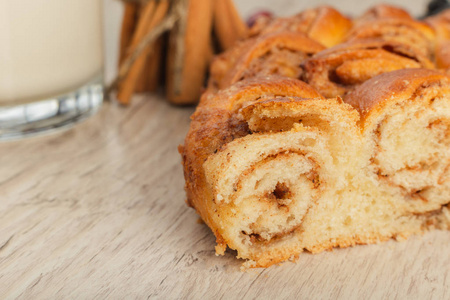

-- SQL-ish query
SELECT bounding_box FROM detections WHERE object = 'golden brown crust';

[301,38,434,98]
[425,9,450,68]
[239,96,358,132]
[202,75,324,110]
[181,76,324,235]
[181,106,247,222]
[181,5,450,268]
[345,18,436,59]
[355,4,413,25]
[425,9,450,41]
[345,68,450,216]
[435,41,450,69]
[344,68,450,121]
[248,6,353,48]
[210,31,325,90]
[314,37,434,67]
[302,6,353,47]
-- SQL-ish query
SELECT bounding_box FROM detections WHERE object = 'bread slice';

[180,69,450,268]
[345,68,450,214]
[180,5,450,268]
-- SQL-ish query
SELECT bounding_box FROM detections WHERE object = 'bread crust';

[346,18,436,59]
[301,38,434,98]
[181,5,450,268]
[344,68,450,122]
[181,76,326,246]
[425,9,450,68]
[356,4,413,25]
[210,31,324,90]
[248,6,352,48]
[345,69,450,214]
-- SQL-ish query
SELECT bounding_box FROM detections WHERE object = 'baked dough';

[180,6,450,267]
[209,31,324,90]
[426,10,450,68]
[301,38,434,98]
[248,6,352,48]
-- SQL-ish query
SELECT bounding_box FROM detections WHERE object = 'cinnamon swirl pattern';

[346,17,436,59]
[181,5,450,267]
[301,38,434,98]
[345,69,450,214]
[209,31,324,90]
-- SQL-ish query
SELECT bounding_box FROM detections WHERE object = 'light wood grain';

[0,95,448,299]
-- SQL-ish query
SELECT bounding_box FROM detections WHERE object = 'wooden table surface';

[0,95,449,299]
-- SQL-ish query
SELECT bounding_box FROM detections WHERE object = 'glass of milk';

[0,0,104,140]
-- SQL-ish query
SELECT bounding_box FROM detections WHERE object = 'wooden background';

[1,0,449,298]
[0,96,448,299]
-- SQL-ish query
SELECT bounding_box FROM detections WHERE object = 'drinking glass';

[0,0,104,140]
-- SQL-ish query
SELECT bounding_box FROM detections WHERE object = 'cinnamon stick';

[134,3,155,93]
[166,0,214,104]
[117,0,169,105]
[134,55,151,92]
[133,4,151,93]
[145,36,164,91]
[119,3,139,65]
[136,35,164,92]
[213,0,247,51]
[225,0,248,43]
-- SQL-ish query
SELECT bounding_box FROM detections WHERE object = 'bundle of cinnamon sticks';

[116,0,247,105]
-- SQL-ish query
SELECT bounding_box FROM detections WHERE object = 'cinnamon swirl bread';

[248,6,352,48]
[345,69,450,214]
[426,9,450,68]
[209,31,324,90]
[345,17,436,59]
[180,5,450,267]
[355,4,413,23]
[301,38,434,98]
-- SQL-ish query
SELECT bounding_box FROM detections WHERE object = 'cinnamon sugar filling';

[239,47,310,81]
[371,99,450,210]
[234,152,321,245]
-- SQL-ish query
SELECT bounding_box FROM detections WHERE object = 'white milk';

[0,0,104,104]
